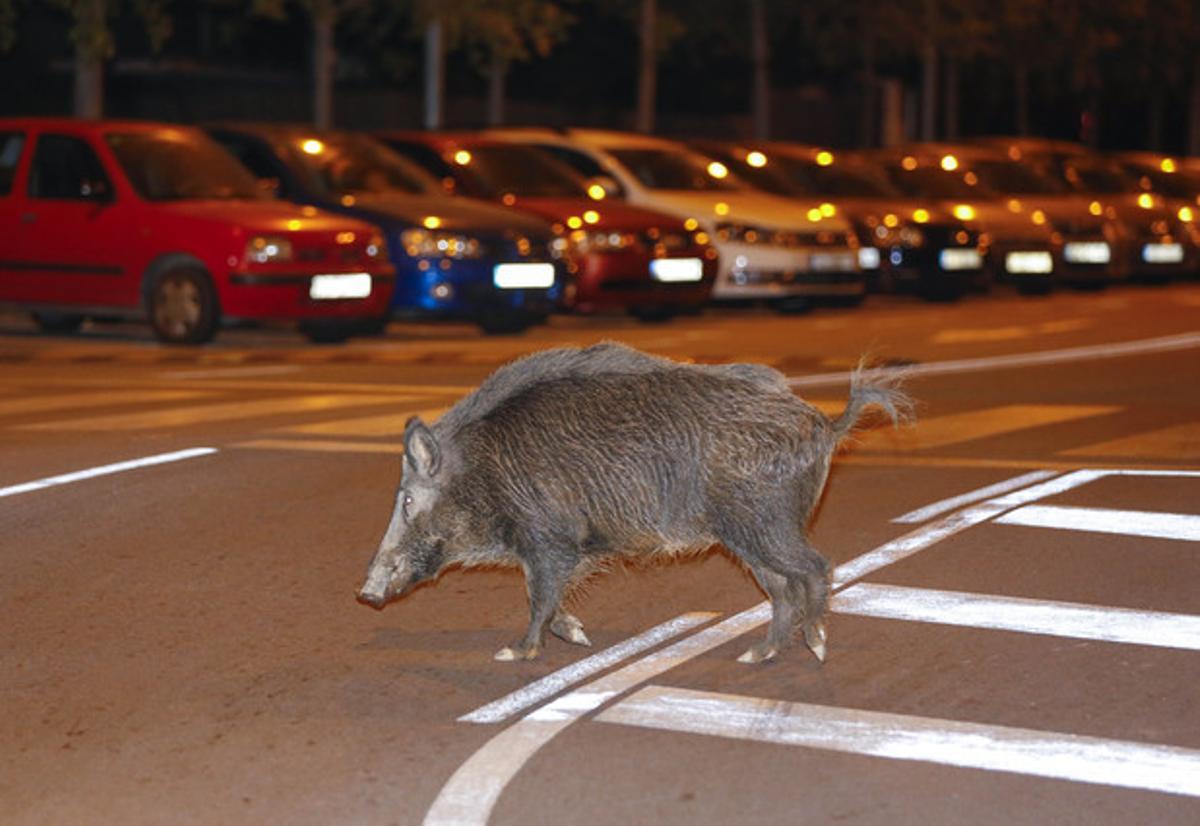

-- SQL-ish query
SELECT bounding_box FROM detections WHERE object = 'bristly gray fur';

[361,343,913,665]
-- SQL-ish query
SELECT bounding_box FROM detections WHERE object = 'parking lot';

[2,284,1198,824]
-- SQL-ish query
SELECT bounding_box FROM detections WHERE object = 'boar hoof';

[494,645,540,662]
[737,644,778,664]
[550,613,592,647]
[804,623,828,663]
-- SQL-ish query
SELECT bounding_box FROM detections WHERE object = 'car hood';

[509,197,688,231]
[931,200,1056,241]
[345,192,553,236]
[157,199,375,234]
[628,190,851,233]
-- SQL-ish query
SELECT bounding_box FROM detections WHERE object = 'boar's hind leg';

[737,564,797,664]
[550,609,592,647]
[494,555,575,662]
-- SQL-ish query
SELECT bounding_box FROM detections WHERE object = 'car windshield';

[451,144,588,198]
[608,147,740,191]
[799,160,900,198]
[1121,163,1200,200]
[106,130,264,201]
[885,163,988,200]
[282,133,437,197]
[703,150,798,196]
[1061,156,1136,195]
[968,159,1067,195]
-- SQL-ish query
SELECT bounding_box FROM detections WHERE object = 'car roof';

[0,117,204,134]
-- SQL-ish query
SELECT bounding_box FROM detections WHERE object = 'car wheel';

[629,305,678,323]
[147,266,220,345]
[31,312,85,333]
[478,310,532,335]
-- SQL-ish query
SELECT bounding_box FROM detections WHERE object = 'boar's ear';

[404,416,442,478]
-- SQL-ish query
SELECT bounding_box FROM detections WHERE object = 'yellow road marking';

[234,438,405,454]
[858,404,1120,451]
[19,394,406,431]
[276,406,449,436]
[0,389,211,417]
[933,319,1091,344]
[1060,422,1200,460]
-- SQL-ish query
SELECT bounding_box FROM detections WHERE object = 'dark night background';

[1,1,1197,152]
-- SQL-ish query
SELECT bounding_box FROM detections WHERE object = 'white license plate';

[494,263,555,289]
[939,248,982,270]
[650,257,703,282]
[309,273,372,300]
[809,252,857,272]
[1064,241,1111,264]
[1142,243,1184,264]
[1005,251,1053,274]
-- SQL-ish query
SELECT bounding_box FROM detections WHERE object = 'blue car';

[207,124,566,334]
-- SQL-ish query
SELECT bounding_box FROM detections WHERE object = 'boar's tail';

[830,363,914,440]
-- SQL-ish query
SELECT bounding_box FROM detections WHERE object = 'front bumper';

[712,241,863,300]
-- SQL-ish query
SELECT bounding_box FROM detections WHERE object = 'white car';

[485,128,864,308]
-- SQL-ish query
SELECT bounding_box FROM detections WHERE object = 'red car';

[376,131,716,321]
[0,118,394,344]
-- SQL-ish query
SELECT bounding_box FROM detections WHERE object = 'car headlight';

[567,229,634,254]
[715,222,772,244]
[401,228,483,259]
[246,236,294,264]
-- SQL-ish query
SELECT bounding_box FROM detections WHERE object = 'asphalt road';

[3,283,1199,825]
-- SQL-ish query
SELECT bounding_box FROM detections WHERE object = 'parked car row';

[2,116,1197,344]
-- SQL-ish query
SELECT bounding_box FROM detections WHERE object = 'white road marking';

[833,469,1109,588]
[997,504,1200,542]
[786,330,1200,388]
[834,583,1200,651]
[423,603,771,826]
[892,470,1060,524]
[459,612,718,724]
[158,365,303,380]
[0,447,217,499]
[597,686,1200,799]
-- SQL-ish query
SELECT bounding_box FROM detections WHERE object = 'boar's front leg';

[549,609,591,647]
[495,553,576,662]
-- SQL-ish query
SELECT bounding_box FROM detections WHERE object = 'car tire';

[31,312,85,333]
[146,265,220,345]
[478,310,532,335]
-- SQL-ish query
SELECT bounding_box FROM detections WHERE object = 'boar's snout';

[356,587,388,610]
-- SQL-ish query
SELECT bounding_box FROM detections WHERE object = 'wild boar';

[357,342,910,664]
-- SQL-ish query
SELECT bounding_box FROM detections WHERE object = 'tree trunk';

[1014,60,1030,136]
[424,18,444,130]
[73,0,105,118]
[920,0,937,141]
[943,56,958,140]
[859,31,877,147]
[750,0,769,139]
[636,0,656,133]
[487,52,507,127]
[312,11,335,129]
[1190,55,1200,155]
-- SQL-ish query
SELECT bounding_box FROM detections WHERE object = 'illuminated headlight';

[1142,242,1184,263]
[858,247,881,269]
[649,257,703,282]
[569,230,633,254]
[401,228,483,259]
[365,232,388,261]
[1005,251,1054,274]
[715,222,771,244]
[1063,241,1112,264]
[246,236,294,264]
[939,248,983,270]
[309,273,372,300]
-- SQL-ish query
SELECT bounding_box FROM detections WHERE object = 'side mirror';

[585,175,621,199]
[81,178,113,203]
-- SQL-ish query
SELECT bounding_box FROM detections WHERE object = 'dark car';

[376,131,716,321]
[207,124,567,334]
[0,118,394,344]
[691,140,985,300]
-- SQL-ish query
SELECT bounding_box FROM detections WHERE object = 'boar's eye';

[401,492,414,521]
